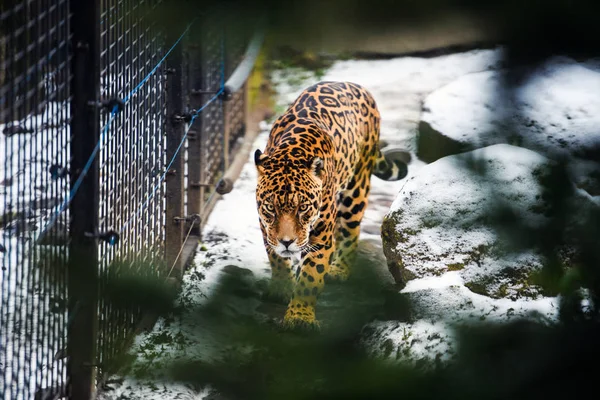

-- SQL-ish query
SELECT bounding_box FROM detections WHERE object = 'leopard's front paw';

[282,307,320,331]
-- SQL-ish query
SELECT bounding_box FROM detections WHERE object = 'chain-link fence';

[0,1,258,398]
[0,0,72,398]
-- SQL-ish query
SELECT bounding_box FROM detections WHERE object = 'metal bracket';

[190,89,218,96]
[84,229,120,246]
[173,214,201,224]
[49,164,69,180]
[171,112,193,123]
[88,98,125,113]
[75,41,89,51]
[151,167,162,178]
[220,86,233,101]
[187,131,198,140]
[189,181,213,188]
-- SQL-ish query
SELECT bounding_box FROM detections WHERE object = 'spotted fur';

[255,81,407,328]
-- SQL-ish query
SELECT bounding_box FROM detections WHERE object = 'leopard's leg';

[327,167,372,282]
[283,241,335,329]
[261,224,294,303]
[264,251,295,303]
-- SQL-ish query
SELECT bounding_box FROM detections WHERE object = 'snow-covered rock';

[362,277,557,366]
[383,144,568,298]
[418,57,600,168]
[370,144,578,365]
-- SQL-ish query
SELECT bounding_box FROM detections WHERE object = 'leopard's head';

[254,148,325,259]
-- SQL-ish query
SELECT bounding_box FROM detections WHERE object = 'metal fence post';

[165,35,185,277]
[69,0,101,398]
[186,34,204,236]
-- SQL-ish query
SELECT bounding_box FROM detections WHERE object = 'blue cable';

[119,88,224,235]
[123,22,194,103]
[36,22,195,242]
[120,30,227,237]
[37,106,119,240]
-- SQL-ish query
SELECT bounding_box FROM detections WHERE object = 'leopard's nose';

[280,239,294,248]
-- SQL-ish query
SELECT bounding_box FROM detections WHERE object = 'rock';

[221,264,254,278]
[362,280,556,366]
[382,144,587,299]
[418,57,600,164]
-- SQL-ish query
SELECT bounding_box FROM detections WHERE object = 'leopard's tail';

[373,146,409,181]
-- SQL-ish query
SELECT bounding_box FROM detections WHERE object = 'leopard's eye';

[264,203,275,213]
[298,203,310,212]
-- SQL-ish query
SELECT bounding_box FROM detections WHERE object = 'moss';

[421,217,437,229]
[465,244,489,268]
[466,275,513,299]
[499,266,542,299]
[465,280,491,296]
[380,338,394,358]
[495,283,509,298]
[466,265,548,300]
[381,214,419,246]
[424,267,444,277]
[447,263,465,271]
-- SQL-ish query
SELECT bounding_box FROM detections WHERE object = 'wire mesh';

[224,25,247,160]
[96,0,167,375]
[198,20,225,209]
[0,1,71,399]
[183,13,249,228]
[226,88,246,160]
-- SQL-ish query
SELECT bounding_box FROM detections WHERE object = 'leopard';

[254,81,407,329]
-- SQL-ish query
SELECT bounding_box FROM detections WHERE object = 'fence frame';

[186,38,205,238]
[68,0,102,398]
[1,3,263,398]
[165,32,186,278]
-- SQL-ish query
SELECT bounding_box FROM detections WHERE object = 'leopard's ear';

[310,156,324,179]
[254,149,268,175]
